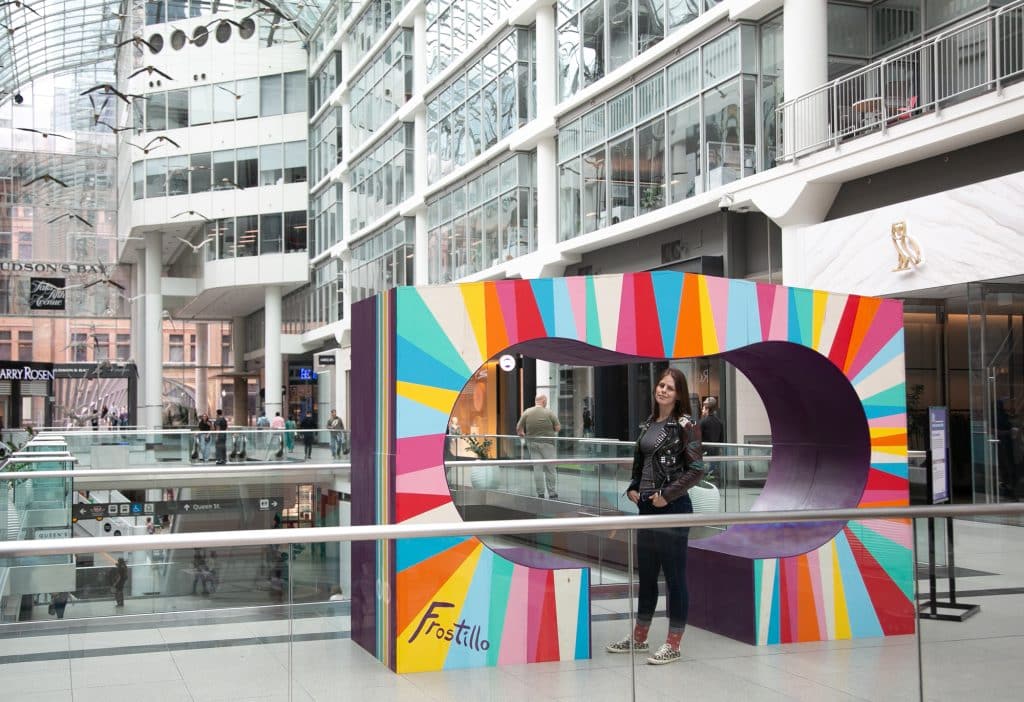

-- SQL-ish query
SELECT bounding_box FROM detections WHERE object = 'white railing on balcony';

[776,0,1024,161]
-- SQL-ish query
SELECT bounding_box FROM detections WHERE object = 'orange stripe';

[483,282,509,359]
[673,274,703,357]
[395,538,481,634]
[872,433,908,446]
[795,556,820,641]
[843,296,882,373]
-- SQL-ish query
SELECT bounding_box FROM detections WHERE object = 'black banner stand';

[917,516,980,621]
[916,444,979,621]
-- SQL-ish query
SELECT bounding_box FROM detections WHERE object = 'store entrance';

[968,283,1024,503]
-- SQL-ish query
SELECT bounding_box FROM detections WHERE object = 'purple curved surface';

[510,338,871,561]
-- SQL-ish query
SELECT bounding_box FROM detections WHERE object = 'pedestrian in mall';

[284,412,296,454]
[299,411,316,460]
[606,367,705,665]
[112,557,129,608]
[327,409,346,459]
[214,409,228,464]
[196,413,212,462]
[270,411,286,458]
[699,396,724,457]
[49,591,73,619]
[516,394,561,499]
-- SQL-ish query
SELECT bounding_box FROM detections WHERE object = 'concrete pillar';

[143,232,163,430]
[535,136,558,253]
[535,2,556,123]
[132,259,146,422]
[195,322,208,415]
[413,8,427,94]
[264,285,283,419]
[782,0,829,154]
[232,316,248,425]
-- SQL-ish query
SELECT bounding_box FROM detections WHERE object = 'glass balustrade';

[1,507,1022,700]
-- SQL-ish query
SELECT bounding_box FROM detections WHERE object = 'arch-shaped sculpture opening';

[451,337,870,562]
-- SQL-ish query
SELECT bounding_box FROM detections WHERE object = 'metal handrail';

[2,502,1022,558]
[777,0,1024,160]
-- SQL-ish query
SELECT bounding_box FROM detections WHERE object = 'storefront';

[786,169,1024,503]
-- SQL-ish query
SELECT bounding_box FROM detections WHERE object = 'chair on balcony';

[890,95,919,123]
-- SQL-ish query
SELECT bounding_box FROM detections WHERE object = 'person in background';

[214,409,228,465]
[517,394,561,500]
[112,557,129,607]
[299,411,316,460]
[606,367,705,665]
[270,411,286,458]
[284,412,296,454]
[196,413,212,462]
[327,409,346,459]
[50,591,73,619]
[699,396,724,457]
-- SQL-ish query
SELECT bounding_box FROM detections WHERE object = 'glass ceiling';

[0,0,331,98]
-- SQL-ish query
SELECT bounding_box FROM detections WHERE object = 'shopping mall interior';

[2,0,1024,699]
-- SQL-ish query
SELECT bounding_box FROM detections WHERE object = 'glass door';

[968,283,1024,503]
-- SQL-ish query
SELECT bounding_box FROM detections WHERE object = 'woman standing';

[606,367,705,665]
[284,413,296,453]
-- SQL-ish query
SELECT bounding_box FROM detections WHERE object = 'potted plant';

[465,436,498,489]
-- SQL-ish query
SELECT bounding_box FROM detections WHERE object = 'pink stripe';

[768,287,789,341]
[495,280,519,346]
[395,434,445,476]
[861,519,913,550]
[567,276,588,340]
[526,568,548,661]
[396,463,450,496]
[847,299,903,379]
[498,566,530,665]
[862,489,909,504]
[756,283,775,341]
[615,274,638,355]
[783,558,799,641]
[705,275,730,350]
[869,413,907,428]
[804,550,827,639]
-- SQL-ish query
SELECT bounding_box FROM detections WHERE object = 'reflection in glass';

[582,1,605,86]
[260,74,283,116]
[582,145,606,233]
[608,0,633,74]
[167,90,189,129]
[260,144,283,185]
[667,99,700,201]
[147,92,167,131]
[190,153,211,193]
[667,0,699,30]
[284,211,307,252]
[637,118,665,214]
[236,215,258,257]
[261,214,283,254]
[167,156,188,196]
[213,150,235,189]
[559,158,581,241]
[190,85,212,125]
[146,158,167,198]
[608,136,634,224]
[704,78,740,189]
[236,147,258,189]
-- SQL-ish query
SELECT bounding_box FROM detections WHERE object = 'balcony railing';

[776,0,1024,161]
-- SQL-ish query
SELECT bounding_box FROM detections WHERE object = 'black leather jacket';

[628,415,706,504]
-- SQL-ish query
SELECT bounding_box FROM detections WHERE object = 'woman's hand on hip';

[651,492,668,508]
[627,489,640,505]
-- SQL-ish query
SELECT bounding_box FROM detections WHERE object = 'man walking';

[214,409,228,464]
[700,396,724,457]
[327,410,346,459]
[270,411,286,458]
[517,394,561,499]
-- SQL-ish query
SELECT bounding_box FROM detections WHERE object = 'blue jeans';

[330,432,345,457]
[636,494,692,629]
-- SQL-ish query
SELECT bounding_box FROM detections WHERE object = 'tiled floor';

[1,517,1022,701]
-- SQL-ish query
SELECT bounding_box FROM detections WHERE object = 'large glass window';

[167,155,188,195]
[147,92,167,131]
[667,98,700,201]
[167,90,189,129]
[236,147,258,189]
[261,144,283,185]
[284,141,307,183]
[347,0,409,59]
[426,0,515,80]
[190,152,211,193]
[133,162,145,200]
[637,117,665,215]
[350,124,413,233]
[236,78,259,119]
[284,71,307,114]
[349,30,413,151]
[213,83,236,122]
[213,150,234,189]
[261,74,283,116]
[190,85,213,125]
[146,158,167,198]
[261,213,283,253]
[284,211,308,252]
[349,217,415,302]
[236,216,257,257]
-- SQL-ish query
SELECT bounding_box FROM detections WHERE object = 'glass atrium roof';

[0,0,330,97]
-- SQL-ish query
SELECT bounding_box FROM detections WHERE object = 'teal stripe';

[486,558,515,666]
[575,569,590,658]
[396,537,471,572]
[788,287,814,346]
[585,276,602,347]
[530,278,556,336]
[846,522,914,603]
[650,271,683,356]
[395,287,472,380]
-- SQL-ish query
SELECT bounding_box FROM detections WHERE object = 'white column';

[413,8,428,94]
[413,103,430,284]
[143,232,163,430]
[195,322,208,415]
[535,2,557,123]
[132,259,146,422]
[536,136,558,253]
[783,0,829,153]
[264,285,283,419]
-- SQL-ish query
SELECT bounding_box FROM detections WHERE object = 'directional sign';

[74,499,282,518]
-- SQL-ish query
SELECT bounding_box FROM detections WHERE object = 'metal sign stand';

[917,515,980,621]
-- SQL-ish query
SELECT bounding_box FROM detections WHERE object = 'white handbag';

[688,480,721,514]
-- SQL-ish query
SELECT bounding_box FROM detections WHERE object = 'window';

[18,330,33,360]
[236,147,258,188]
[190,85,213,125]
[284,211,307,252]
[167,156,188,195]
[71,332,88,362]
[189,334,197,363]
[167,89,189,128]
[284,71,306,114]
[261,213,283,253]
[236,215,258,257]
[213,150,235,189]
[217,218,239,258]
[16,232,31,260]
[0,330,10,361]
[236,78,258,119]
[146,158,167,198]
[116,333,131,361]
[147,92,167,131]
[221,333,232,367]
[284,141,306,183]
[169,334,184,363]
[92,333,109,362]
[190,152,211,193]
[260,74,283,116]
[213,83,236,122]
[349,218,415,302]
[260,143,283,185]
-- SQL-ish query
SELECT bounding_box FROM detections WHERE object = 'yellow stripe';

[397,380,460,415]
[460,282,489,364]
[870,428,907,439]
[831,540,852,639]
[698,276,718,354]
[872,444,908,456]
[812,290,828,350]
